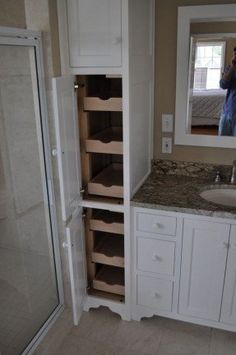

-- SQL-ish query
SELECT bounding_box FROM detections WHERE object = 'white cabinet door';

[66,0,122,67]
[221,225,236,325]
[179,219,230,321]
[65,208,87,325]
[52,76,82,222]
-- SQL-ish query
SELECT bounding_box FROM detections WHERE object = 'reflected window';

[193,42,225,90]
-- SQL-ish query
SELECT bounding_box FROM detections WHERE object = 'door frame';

[0,26,64,355]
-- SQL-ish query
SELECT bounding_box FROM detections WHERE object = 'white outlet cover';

[162,114,173,133]
[162,137,172,154]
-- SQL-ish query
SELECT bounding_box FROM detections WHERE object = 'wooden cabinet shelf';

[83,97,122,112]
[93,265,125,296]
[90,210,124,235]
[85,127,123,155]
[92,234,124,268]
[88,163,123,198]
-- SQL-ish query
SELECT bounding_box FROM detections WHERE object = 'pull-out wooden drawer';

[90,210,124,235]
[83,97,122,112]
[137,275,173,311]
[136,212,177,236]
[137,237,175,276]
[85,127,123,155]
[92,234,124,268]
[93,265,125,296]
[88,163,123,198]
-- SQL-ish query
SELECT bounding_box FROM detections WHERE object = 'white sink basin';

[200,188,236,207]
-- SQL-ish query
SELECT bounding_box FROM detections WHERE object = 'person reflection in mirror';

[219,47,236,136]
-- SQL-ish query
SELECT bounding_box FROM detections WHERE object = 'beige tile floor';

[34,307,236,355]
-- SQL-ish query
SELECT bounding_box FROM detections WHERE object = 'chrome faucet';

[230,160,236,184]
[214,171,221,183]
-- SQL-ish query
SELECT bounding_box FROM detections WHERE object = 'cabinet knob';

[154,222,163,229]
[62,241,69,249]
[52,148,57,156]
[152,292,161,299]
[112,37,122,45]
[230,243,236,250]
[152,254,162,262]
[219,242,230,249]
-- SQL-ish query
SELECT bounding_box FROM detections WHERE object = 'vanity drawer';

[137,237,175,276]
[136,212,177,236]
[137,275,173,311]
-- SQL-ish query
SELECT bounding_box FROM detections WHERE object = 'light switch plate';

[162,137,172,154]
[162,114,173,132]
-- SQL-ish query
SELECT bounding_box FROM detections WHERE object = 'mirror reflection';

[188,31,236,137]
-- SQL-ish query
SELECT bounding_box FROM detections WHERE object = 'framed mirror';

[175,4,236,148]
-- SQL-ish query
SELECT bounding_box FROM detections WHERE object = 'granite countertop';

[131,160,236,219]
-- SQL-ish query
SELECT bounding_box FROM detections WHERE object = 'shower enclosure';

[0,28,63,354]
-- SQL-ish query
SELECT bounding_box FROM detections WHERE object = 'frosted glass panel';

[0,45,59,355]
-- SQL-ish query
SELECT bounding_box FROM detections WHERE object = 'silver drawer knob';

[62,241,69,249]
[230,243,236,250]
[154,222,163,229]
[52,148,57,156]
[152,254,162,262]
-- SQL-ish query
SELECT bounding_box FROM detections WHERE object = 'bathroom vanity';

[54,0,236,334]
[131,161,236,332]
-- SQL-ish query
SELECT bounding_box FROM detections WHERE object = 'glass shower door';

[0,39,62,354]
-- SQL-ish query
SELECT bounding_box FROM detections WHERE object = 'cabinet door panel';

[179,219,229,321]
[221,225,236,325]
[67,0,122,67]
[66,208,87,325]
[52,76,81,221]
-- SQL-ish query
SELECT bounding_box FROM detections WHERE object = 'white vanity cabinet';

[132,206,236,332]
[132,207,183,321]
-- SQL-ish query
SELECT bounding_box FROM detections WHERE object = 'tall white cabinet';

[53,0,155,323]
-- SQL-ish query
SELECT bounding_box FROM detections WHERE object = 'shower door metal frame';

[0,27,64,355]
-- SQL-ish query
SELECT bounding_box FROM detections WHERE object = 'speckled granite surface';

[132,160,236,219]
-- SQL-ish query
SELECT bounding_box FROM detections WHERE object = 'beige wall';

[0,0,61,76]
[0,0,26,28]
[155,0,236,164]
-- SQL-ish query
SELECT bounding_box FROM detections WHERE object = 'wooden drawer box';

[88,163,123,198]
[85,127,123,155]
[90,210,124,235]
[83,97,122,112]
[137,237,175,276]
[93,265,125,296]
[137,275,173,311]
[136,212,177,236]
[92,234,124,268]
